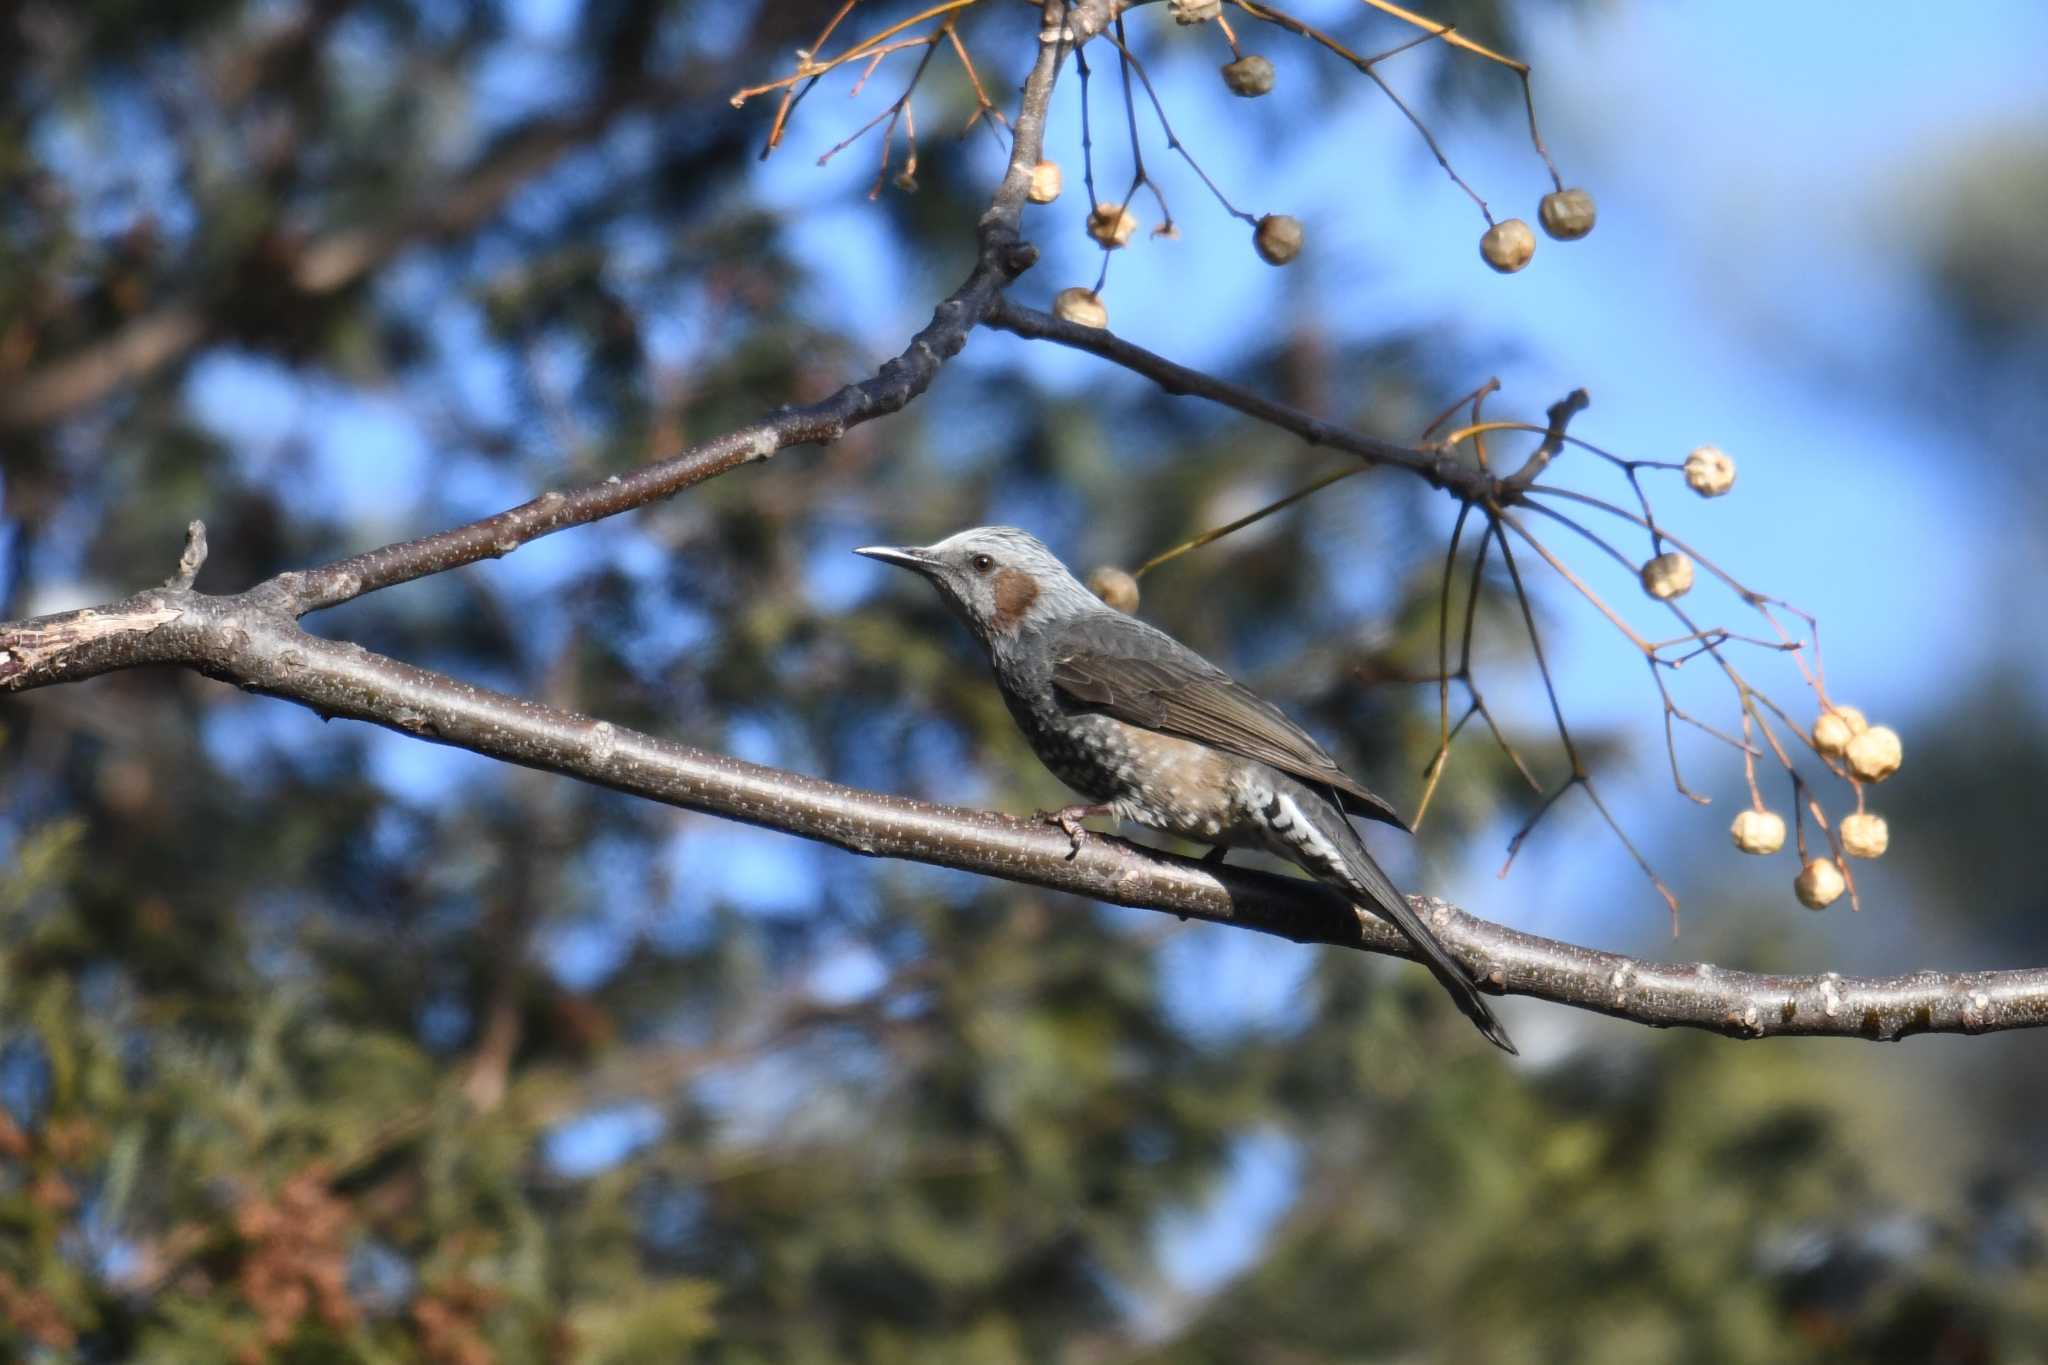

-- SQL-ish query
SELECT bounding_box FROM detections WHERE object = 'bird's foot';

[1036,803,1112,859]
[1201,845,1231,867]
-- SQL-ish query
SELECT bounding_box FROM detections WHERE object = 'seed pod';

[1253,213,1303,265]
[1221,54,1275,97]
[1812,706,1867,757]
[1846,725,1902,782]
[1087,566,1141,614]
[1640,551,1694,600]
[1087,201,1138,249]
[1731,808,1786,855]
[1480,218,1536,273]
[1052,287,1107,329]
[1171,0,1223,22]
[1795,857,1846,909]
[1027,160,1063,204]
[1839,812,1889,859]
[1538,187,1597,240]
[1683,444,1735,497]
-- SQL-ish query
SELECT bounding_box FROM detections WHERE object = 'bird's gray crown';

[854,525,1104,644]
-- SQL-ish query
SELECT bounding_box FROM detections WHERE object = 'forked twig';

[1488,517,1680,928]
[1232,0,1491,218]
[1100,24,1255,225]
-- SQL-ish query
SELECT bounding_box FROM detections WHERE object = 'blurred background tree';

[3,1,2047,1360]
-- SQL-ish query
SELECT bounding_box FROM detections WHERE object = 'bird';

[855,525,1515,1054]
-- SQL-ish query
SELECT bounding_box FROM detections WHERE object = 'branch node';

[165,520,210,591]
[997,238,1040,279]
[1502,387,1590,488]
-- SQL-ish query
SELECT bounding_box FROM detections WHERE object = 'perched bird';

[856,526,1515,1053]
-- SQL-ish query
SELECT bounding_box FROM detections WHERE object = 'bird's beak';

[853,544,940,575]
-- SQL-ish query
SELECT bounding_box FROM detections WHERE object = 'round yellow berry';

[1795,857,1846,909]
[1812,706,1867,757]
[1027,160,1062,204]
[1839,812,1889,859]
[1846,725,1902,782]
[1683,445,1736,497]
[1052,287,1107,329]
[1731,808,1786,855]
[1480,219,1536,273]
[1087,566,1140,614]
[1538,188,1597,240]
[1087,202,1138,249]
[1640,551,1694,600]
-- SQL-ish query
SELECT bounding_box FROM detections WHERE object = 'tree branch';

[263,0,1080,617]
[3,584,2042,1042]
[985,295,1499,496]
[6,5,2039,1047]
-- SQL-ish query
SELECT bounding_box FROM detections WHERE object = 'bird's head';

[855,525,1100,645]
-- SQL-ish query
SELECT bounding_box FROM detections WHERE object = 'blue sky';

[140,0,2048,1304]
[744,0,2048,1287]
[744,0,2048,978]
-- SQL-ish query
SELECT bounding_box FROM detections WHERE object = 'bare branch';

[3,582,2041,1042]
[249,1,1081,620]
[986,296,1492,497]
[4,6,2019,1048]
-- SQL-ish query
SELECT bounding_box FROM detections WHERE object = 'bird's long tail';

[1267,785,1517,1055]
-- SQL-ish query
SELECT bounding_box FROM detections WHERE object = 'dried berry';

[1538,187,1597,240]
[1480,219,1536,273]
[1640,551,1694,600]
[1027,160,1062,205]
[1222,54,1275,97]
[1087,567,1141,613]
[1253,213,1303,265]
[1812,705,1867,757]
[1683,444,1735,497]
[1087,201,1138,249]
[1795,857,1846,909]
[1052,287,1107,329]
[1731,808,1786,855]
[1846,725,1902,782]
[1839,812,1889,858]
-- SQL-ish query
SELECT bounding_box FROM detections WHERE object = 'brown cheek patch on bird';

[991,569,1040,632]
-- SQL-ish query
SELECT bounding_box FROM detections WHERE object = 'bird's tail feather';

[1291,791,1517,1055]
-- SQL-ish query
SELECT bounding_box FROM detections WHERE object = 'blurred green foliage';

[2,2,2045,1361]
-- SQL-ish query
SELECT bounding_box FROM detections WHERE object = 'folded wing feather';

[1047,613,1409,831]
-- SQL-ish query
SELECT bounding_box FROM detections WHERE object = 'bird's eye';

[970,553,994,573]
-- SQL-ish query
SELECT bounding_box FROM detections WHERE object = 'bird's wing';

[1047,613,1409,830]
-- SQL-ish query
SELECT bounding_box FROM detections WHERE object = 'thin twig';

[1232,0,1491,219]
[1101,24,1256,225]
[1488,517,1679,925]
[761,0,867,157]
[1133,467,1360,578]
[730,0,981,108]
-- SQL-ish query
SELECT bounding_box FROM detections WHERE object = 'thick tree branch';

[3,584,2043,1041]
[7,6,2039,1047]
